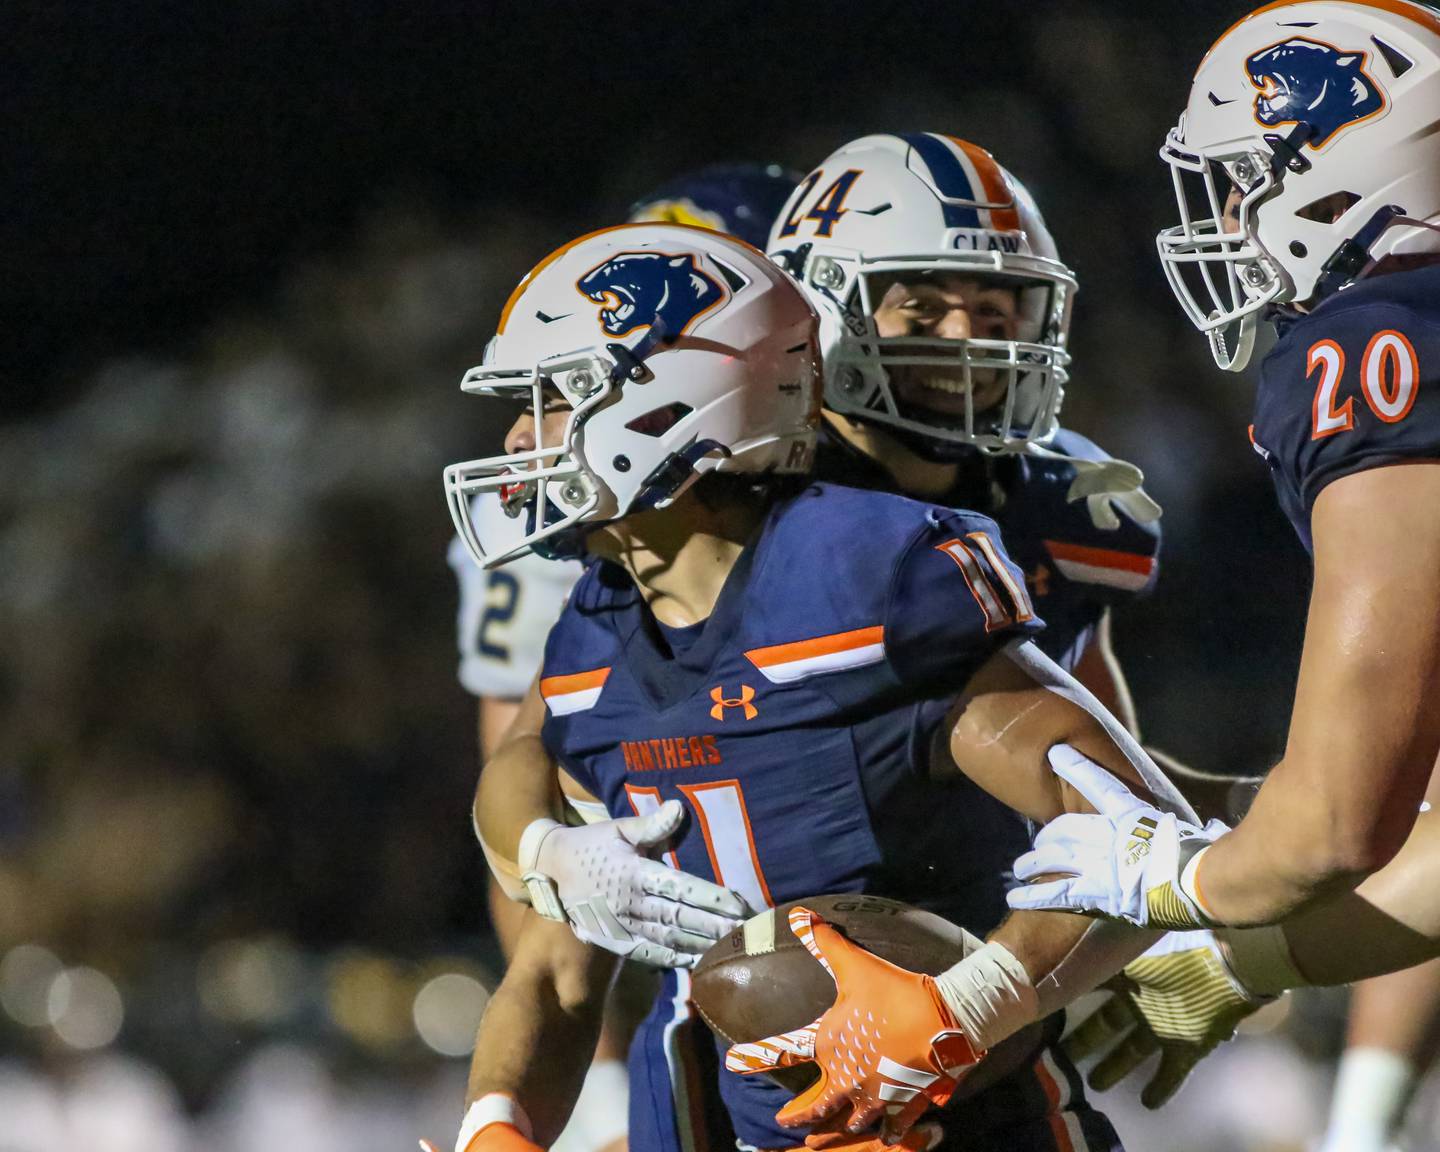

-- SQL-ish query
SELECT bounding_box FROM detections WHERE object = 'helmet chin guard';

[445,223,821,570]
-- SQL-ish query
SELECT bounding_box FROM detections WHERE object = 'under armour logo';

[709,684,757,721]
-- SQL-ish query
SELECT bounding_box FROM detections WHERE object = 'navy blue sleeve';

[884,508,1045,691]
[1027,431,1163,605]
[1264,297,1440,516]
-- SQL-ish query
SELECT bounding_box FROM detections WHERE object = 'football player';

[448,163,799,1152]
[442,219,1214,1152]
[997,0,1440,1125]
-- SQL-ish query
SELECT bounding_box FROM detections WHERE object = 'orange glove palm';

[725,907,983,1143]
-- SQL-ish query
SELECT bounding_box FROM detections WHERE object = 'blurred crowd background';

[3,2,1428,1149]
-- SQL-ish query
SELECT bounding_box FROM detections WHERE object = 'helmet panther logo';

[1246,37,1385,147]
[577,251,727,340]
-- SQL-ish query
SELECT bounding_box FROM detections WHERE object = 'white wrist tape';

[517,818,566,921]
[1218,923,1308,996]
[1178,844,1219,925]
[933,940,1040,1051]
[457,1093,533,1152]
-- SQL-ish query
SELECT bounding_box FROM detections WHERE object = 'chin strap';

[633,438,733,510]
[1313,204,1408,302]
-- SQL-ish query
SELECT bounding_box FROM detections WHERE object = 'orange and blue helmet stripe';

[895,133,1022,233]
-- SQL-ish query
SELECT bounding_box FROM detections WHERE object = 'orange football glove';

[419,1123,543,1152]
[805,1117,943,1151]
[725,906,982,1143]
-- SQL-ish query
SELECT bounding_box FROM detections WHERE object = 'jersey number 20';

[1310,330,1420,440]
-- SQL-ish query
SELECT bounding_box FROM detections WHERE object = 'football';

[693,893,1045,1098]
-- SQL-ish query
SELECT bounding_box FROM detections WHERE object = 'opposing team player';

[991,0,1440,1131]
[441,219,1222,1152]
[447,164,798,1152]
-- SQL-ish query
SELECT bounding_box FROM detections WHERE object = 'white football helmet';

[445,223,820,569]
[1158,0,1440,370]
[766,133,1076,456]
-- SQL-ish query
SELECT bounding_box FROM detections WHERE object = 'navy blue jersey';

[538,483,1119,1151]
[816,426,1162,671]
[1251,264,1440,554]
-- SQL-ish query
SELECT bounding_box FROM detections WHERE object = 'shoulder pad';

[1254,271,1440,543]
[739,485,1039,690]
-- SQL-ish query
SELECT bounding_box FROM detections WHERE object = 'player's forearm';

[1187,762,1384,926]
[1191,704,1436,926]
[989,910,1157,1022]
[474,684,563,871]
[1267,808,1440,985]
[931,908,1154,1055]
[466,917,619,1145]
[1200,470,1440,925]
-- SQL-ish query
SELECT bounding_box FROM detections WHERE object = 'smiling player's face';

[871,273,1022,415]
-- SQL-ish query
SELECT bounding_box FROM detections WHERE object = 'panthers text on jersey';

[447,493,584,699]
[1250,264,1440,554]
[816,425,1161,672]
[538,482,1122,1152]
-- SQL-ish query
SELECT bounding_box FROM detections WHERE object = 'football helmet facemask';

[445,223,821,569]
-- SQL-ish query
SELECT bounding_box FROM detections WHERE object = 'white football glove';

[1006,746,1229,929]
[1064,457,1162,532]
[518,800,751,968]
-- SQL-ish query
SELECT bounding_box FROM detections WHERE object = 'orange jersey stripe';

[1044,540,1155,576]
[744,625,885,669]
[539,666,611,697]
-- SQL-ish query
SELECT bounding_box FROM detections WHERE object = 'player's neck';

[822,411,958,499]
[588,490,764,627]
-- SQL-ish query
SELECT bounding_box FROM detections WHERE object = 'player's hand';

[1064,457,1162,532]
[804,1118,943,1151]
[725,906,981,1143]
[519,801,751,969]
[1006,746,1229,929]
[1062,930,1270,1108]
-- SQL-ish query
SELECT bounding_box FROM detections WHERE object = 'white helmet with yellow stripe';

[767,133,1076,457]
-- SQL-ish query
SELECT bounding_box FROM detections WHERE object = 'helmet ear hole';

[625,402,694,437]
[1295,190,1361,223]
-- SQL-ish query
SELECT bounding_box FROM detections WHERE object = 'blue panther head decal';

[576,251,727,340]
[1247,37,1385,147]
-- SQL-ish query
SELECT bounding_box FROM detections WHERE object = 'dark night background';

[0,4,1332,1149]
